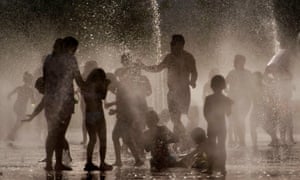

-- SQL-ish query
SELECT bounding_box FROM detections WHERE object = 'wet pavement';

[1,131,300,180]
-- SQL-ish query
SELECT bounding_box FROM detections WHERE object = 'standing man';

[226,55,252,147]
[139,34,198,141]
[43,37,84,171]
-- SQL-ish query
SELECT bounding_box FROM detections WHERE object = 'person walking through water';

[43,37,84,171]
[6,72,35,144]
[139,34,198,149]
[226,55,252,147]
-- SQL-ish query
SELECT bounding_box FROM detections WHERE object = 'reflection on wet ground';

[1,133,300,179]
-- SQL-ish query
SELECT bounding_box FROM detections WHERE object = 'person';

[139,34,198,145]
[79,60,98,145]
[124,63,152,157]
[115,53,133,81]
[22,77,72,163]
[265,48,294,145]
[202,68,219,101]
[6,72,35,143]
[179,127,208,171]
[81,68,112,171]
[226,55,252,147]
[43,37,84,171]
[143,110,179,170]
[106,73,143,167]
[204,75,233,175]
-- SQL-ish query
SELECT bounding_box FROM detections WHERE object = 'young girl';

[7,72,35,143]
[81,68,112,171]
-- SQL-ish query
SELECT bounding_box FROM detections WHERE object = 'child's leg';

[123,132,143,165]
[97,123,107,164]
[7,113,24,141]
[217,128,227,173]
[207,124,217,173]
[86,124,97,164]
[112,125,122,165]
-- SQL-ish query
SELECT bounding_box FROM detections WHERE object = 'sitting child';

[143,110,179,170]
[179,127,208,171]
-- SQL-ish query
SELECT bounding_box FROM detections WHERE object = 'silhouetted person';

[81,68,112,171]
[140,34,198,142]
[204,75,233,175]
[143,110,179,171]
[226,55,252,146]
[22,77,72,163]
[43,37,84,171]
[79,60,98,146]
[106,73,143,167]
[6,72,35,143]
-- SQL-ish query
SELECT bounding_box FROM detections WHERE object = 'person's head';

[35,77,45,94]
[233,54,246,70]
[23,72,33,85]
[211,75,226,92]
[121,53,132,67]
[84,60,98,73]
[170,34,185,55]
[190,127,206,145]
[52,38,63,55]
[86,68,109,87]
[146,110,160,129]
[62,36,79,55]
[106,72,118,93]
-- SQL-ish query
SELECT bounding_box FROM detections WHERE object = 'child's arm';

[22,98,45,122]
[7,87,18,99]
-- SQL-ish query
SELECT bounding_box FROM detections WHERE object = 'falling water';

[271,19,280,53]
[150,0,166,110]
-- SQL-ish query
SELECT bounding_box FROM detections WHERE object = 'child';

[179,127,208,171]
[203,75,233,175]
[23,77,72,163]
[81,68,112,171]
[143,110,179,170]
[7,72,35,143]
[106,73,143,167]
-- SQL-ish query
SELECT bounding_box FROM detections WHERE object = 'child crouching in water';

[81,68,113,171]
[179,127,208,171]
[204,75,233,175]
[143,110,179,170]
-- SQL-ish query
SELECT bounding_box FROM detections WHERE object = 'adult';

[140,34,198,140]
[43,37,84,171]
[226,55,252,147]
